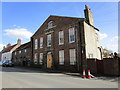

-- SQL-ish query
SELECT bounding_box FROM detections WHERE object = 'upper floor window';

[47,34,51,47]
[24,49,27,53]
[48,21,53,29]
[69,49,76,65]
[59,50,64,65]
[35,39,38,49]
[59,31,64,45]
[19,50,21,54]
[40,37,43,48]
[39,53,43,64]
[69,27,75,43]
[15,52,16,55]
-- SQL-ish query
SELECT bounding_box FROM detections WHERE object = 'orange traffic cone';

[88,70,91,79]
[82,70,86,78]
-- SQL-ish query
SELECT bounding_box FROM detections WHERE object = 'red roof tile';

[1,44,17,53]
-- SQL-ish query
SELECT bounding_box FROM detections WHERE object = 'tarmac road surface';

[1,66,119,88]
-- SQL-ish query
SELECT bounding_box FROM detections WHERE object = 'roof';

[32,15,99,37]
[1,44,17,53]
[32,15,84,37]
[15,42,31,51]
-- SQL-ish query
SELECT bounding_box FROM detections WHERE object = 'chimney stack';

[84,5,94,26]
[17,39,21,45]
[3,46,5,49]
[6,43,11,48]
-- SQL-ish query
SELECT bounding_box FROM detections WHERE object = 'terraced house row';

[1,5,102,72]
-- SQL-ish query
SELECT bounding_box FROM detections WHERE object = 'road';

[1,66,119,88]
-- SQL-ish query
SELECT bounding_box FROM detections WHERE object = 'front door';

[47,52,52,68]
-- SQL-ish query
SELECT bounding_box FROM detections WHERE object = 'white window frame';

[88,53,93,58]
[39,53,43,64]
[48,21,53,29]
[69,27,75,43]
[35,39,38,49]
[47,34,52,47]
[40,37,43,48]
[34,53,38,64]
[19,50,21,54]
[24,49,27,53]
[15,52,16,55]
[69,49,76,65]
[59,31,64,45]
[59,50,64,65]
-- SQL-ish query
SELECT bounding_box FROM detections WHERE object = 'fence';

[87,58,120,76]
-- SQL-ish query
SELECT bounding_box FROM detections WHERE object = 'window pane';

[34,53,37,64]
[69,28,75,43]
[47,34,51,46]
[48,21,53,29]
[35,39,38,49]
[59,50,64,65]
[39,53,43,64]
[40,37,43,48]
[59,31,64,45]
[69,49,76,65]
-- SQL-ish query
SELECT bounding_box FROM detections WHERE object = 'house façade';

[31,5,101,72]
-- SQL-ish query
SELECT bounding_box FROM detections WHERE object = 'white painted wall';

[1,52,12,61]
[84,21,101,60]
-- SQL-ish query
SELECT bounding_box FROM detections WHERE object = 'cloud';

[4,28,33,40]
[110,36,119,42]
[0,44,5,51]
[102,36,118,52]
[99,32,108,40]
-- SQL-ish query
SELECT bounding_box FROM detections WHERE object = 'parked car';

[2,60,14,67]
[0,61,6,66]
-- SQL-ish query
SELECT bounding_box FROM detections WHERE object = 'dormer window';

[48,21,53,29]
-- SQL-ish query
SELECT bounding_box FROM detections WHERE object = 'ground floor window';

[59,50,64,65]
[39,53,43,64]
[69,49,76,65]
[34,53,38,64]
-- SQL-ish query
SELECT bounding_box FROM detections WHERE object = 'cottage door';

[47,52,52,68]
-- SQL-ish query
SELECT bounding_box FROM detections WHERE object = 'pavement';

[1,66,119,88]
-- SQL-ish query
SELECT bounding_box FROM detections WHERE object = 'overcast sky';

[1,2,118,52]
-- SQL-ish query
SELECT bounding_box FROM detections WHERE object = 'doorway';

[47,52,52,68]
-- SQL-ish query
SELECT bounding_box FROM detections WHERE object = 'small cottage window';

[14,52,16,55]
[25,49,27,53]
[48,21,53,29]
[19,50,21,54]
